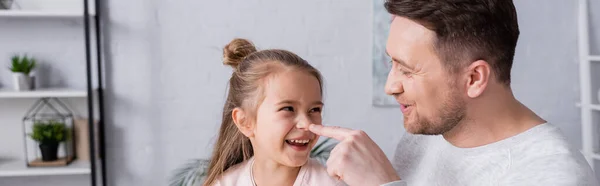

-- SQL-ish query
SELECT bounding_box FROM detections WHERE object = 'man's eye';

[310,107,322,113]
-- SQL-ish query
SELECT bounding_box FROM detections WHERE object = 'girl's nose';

[296,120,310,131]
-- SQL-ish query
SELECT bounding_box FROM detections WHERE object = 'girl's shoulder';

[212,159,253,186]
[297,158,347,186]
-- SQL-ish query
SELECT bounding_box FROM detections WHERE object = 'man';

[308,0,599,185]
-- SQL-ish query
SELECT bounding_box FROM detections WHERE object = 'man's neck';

[442,85,546,148]
[252,155,300,186]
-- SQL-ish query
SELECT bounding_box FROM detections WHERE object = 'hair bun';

[223,38,257,70]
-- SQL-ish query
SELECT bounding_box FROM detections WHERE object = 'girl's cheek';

[310,113,322,125]
[276,114,298,128]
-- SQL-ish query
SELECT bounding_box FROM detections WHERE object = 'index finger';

[308,124,352,141]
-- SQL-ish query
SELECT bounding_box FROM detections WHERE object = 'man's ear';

[232,107,254,138]
[465,60,490,98]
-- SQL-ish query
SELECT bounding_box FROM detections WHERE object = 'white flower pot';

[12,73,35,91]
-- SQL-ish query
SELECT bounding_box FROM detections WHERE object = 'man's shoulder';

[503,146,598,185]
[509,123,580,159]
[504,123,599,185]
[497,123,589,171]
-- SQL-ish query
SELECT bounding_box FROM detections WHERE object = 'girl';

[203,38,343,186]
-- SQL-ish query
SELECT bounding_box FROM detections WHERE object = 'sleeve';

[500,153,599,186]
[380,180,408,186]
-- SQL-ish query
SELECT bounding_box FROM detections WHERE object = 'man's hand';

[309,124,401,186]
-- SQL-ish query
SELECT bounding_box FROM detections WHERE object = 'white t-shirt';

[383,123,599,186]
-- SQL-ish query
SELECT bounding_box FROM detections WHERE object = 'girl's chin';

[280,152,310,167]
[282,158,309,167]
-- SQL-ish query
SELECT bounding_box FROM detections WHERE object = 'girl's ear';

[232,107,254,137]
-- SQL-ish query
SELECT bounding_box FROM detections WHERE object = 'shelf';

[0,159,90,177]
[0,10,95,18]
[575,103,600,111]
[0,88,88,98]
[591,104,600,111]
[587,153,600,161]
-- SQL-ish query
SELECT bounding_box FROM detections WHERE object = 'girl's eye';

[280,106,294,112]
[310,107,322,113]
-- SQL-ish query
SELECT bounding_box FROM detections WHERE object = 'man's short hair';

[385,0,520,84]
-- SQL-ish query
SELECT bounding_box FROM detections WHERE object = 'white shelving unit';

[0,88,88,98]
[578,0,600,169]
[0,0,105,185]
[0,10,95,18]
[0,89,91,178]
[0,0,96,18]
[0,159,90,177]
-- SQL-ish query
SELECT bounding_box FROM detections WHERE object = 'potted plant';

[9,54,37,91]
[28,120,68,161]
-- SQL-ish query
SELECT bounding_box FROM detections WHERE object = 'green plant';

[170,159,211,186]
[169,138,338,186]
[29,120,68,144]
[9,54,36,75]
[310,137,336,165]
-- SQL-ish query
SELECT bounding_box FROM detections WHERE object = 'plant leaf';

[311,137,331,154]
[9,55,36,74]
[29,121,67,143]
[169,159,210,186]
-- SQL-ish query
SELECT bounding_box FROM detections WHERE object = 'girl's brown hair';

[203,38,323,186]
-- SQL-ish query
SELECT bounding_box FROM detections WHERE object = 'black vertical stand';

[94,0,107,184]
[83,0,105,185]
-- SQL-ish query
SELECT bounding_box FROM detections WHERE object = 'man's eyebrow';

[385,51,414,70]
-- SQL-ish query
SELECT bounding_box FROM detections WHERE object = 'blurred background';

[0,0,599,185]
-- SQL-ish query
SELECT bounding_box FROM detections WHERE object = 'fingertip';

[309,124,323,132]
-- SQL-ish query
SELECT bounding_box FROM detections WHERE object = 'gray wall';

[1,0,599,185]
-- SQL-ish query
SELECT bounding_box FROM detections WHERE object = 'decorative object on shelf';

[74,118,99,161]
[168,138,338,186]
[9,54,37,91]
[23,97,75,167]
[29,120,68,161]
[0,0,13,9]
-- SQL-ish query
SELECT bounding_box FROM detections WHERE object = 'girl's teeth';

[290,140,309,143]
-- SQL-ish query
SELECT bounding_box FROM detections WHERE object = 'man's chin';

[404,121,444,135]
[403,121,422,134]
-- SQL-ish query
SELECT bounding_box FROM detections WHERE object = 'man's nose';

[385,70,404,95]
